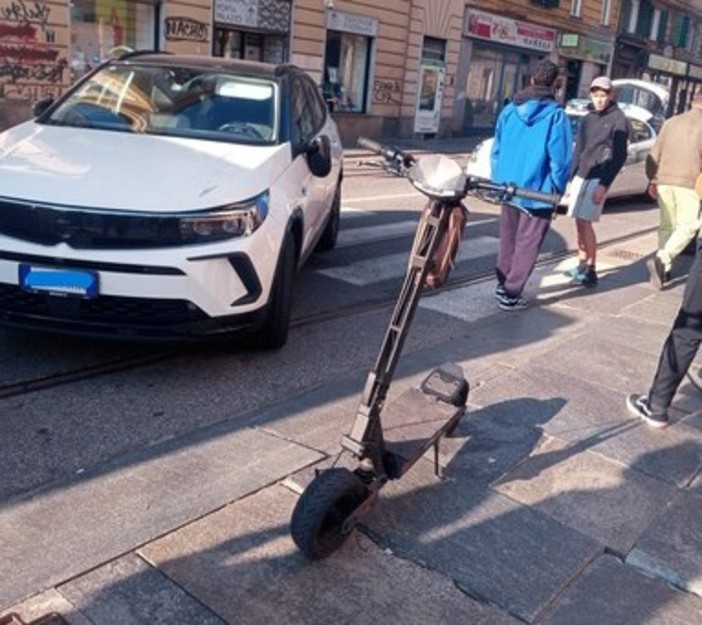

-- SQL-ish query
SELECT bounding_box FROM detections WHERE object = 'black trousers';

[649,241,702,411]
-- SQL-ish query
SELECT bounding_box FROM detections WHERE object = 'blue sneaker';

[564,265,586,280]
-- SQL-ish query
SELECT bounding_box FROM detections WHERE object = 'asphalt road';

[0,169,659,506]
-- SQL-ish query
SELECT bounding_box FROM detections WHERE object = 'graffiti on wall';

[0,0,65,102]
[165,17,209,43]
[372,79,401,105]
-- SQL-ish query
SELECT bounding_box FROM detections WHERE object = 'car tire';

[315,181,341,253]
[258,231,295,349]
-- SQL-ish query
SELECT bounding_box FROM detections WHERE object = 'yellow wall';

[162,0,212,55]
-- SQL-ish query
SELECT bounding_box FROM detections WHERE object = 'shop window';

[70,0,156,82]
[323,30,372,113]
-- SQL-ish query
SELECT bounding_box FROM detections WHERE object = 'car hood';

[0,122,291,212]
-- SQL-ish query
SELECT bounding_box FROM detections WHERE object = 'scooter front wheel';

[290,468,369,559]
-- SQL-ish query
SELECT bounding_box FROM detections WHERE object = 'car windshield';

[43,63,278,144]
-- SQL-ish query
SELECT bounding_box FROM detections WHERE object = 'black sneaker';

[577,268,598,288]
[495,283,507,300]
[646,256,666,290]
[498,293,528,311]
[625,394,668,428]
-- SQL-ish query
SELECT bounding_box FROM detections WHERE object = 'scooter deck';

[382,385,463,479]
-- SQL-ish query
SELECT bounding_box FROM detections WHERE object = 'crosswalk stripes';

[317,235,498,286]
[336,207,498,249]
[319,207,617,322]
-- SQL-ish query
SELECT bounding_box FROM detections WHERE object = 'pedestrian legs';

[497,206,551,297]
[648,245,702,411]
[656,185,701,273]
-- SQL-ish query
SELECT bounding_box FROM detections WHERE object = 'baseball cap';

[590,76,613,92]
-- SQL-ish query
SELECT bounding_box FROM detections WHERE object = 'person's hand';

[592,184,607,206]
[648,183,658,200]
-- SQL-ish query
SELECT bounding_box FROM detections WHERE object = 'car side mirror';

[32,97,54,118]
[306,134,332,178]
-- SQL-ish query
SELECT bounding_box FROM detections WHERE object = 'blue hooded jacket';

[490,85,573,212]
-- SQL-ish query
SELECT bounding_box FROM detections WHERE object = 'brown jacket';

[645,106,702,188]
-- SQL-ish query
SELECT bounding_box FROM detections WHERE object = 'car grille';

[0,283,207,327]
[0,199,188,249]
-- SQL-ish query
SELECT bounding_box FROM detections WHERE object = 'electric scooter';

[289,137,559,559]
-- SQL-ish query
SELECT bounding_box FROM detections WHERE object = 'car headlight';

[179,190,269,243]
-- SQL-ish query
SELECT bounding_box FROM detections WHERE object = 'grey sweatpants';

[496,203,552,298]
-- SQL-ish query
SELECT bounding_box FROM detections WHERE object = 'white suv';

[0,53,343,348]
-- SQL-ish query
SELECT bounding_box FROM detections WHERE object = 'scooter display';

[289,137,559,559]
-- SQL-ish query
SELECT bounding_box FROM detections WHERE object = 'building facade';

[613,0,702,115]
[0,0,700,139]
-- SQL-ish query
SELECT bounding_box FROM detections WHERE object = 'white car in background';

[465,100,658,203]
[0,53,343,348]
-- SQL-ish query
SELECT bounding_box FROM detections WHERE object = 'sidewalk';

[2,221,702,622]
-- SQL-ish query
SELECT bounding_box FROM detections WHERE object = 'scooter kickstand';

[433,440,441,479]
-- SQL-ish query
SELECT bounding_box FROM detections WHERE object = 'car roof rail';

[116,49,173,61]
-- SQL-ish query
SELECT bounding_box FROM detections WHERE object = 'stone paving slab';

[471,366,702,487]
[57,553,225,625]
[0,590,91,625]
[140,484,520,625]
[362,459,602,622]
[438,396,565,485]
[0,428,322,610]
[540,554,702,625]
[493,436,678,556]
[626,490,702,598]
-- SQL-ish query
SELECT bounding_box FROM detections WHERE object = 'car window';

[300,75,326,133]
[568,115,583,137]
[616,86,664,118]
[44,63,278,144]
[290,76,316,149]
[628,118,653,144]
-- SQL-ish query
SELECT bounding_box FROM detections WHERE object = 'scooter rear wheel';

[290,468,369,559]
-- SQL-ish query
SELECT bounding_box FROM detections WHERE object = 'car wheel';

[315,182,341,252]
[258,231,295,349]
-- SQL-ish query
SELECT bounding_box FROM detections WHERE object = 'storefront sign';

[560,34,579,47]
[688,64,702,80]
[165,17,208,42]
[215,0,258,27]
[326,10,378,37]
[464,9,556,53]
[648,53,687,76]
[558,34,613,64]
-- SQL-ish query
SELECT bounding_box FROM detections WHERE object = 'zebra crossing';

[312,206,618,322]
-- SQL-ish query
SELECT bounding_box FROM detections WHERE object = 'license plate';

[19,264,99,299]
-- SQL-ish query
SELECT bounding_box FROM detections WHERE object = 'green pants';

[656,184,701,272]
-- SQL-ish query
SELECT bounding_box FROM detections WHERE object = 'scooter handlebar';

[357,136,416,171]
[466,176,560,206]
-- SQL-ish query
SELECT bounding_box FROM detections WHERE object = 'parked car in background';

[612,78,669,131]
[0,52,343,348]
[465,100,657,203]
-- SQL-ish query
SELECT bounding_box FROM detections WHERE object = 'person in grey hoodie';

[490,58,572,311]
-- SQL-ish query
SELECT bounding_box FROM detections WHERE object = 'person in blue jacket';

[491,58,573,310]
